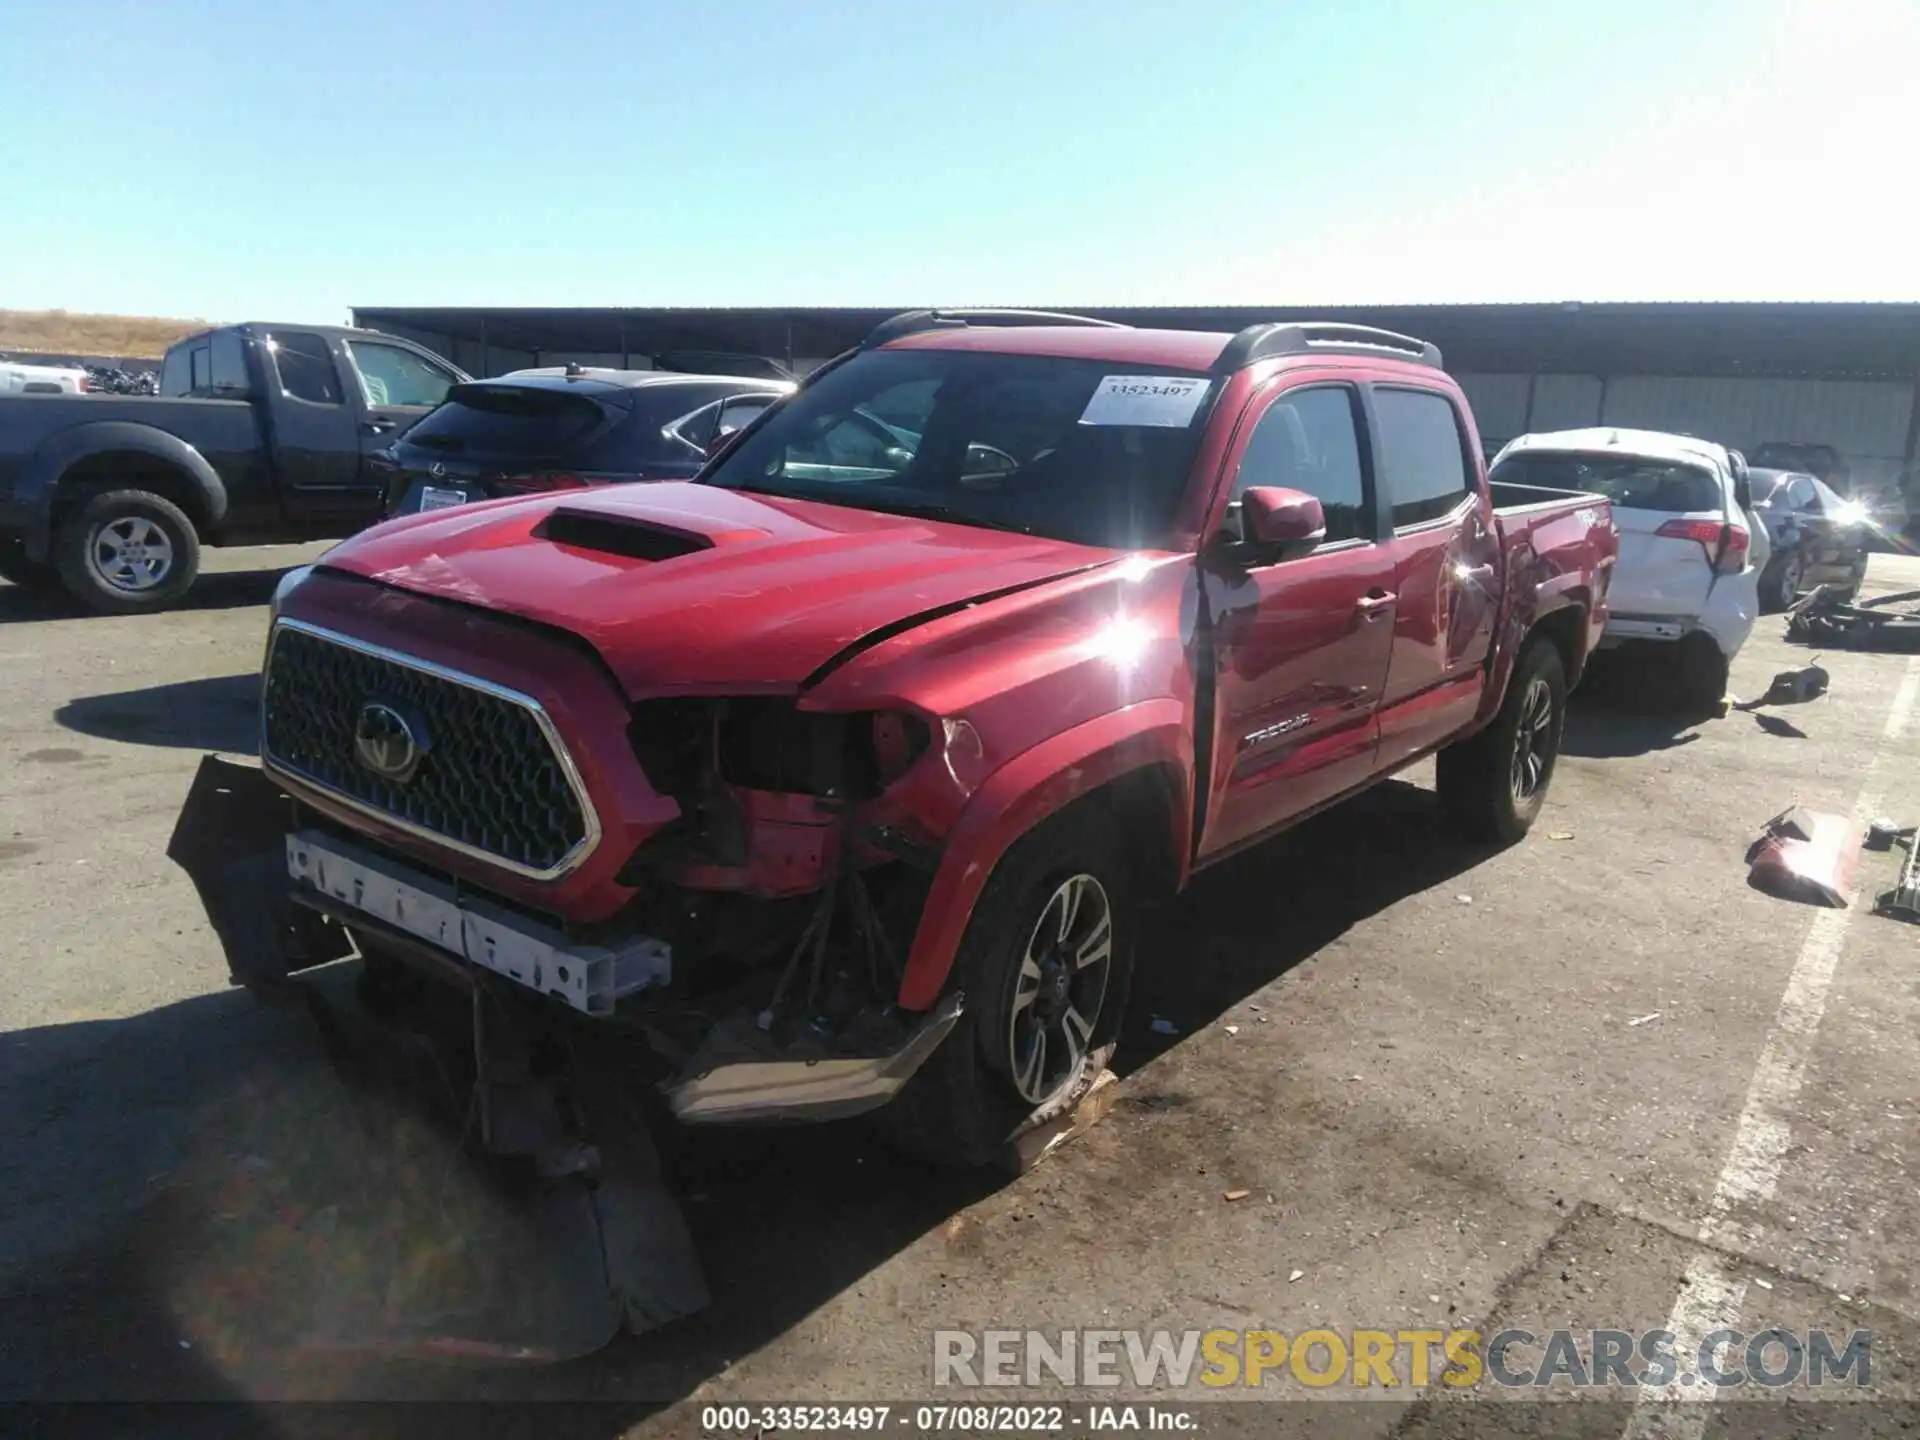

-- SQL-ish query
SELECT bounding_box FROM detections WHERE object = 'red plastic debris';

[1745,805,1859,907]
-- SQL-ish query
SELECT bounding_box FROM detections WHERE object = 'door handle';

[1356,589,1396,619]
[363,418,398,434]
[1459,563,1497,587]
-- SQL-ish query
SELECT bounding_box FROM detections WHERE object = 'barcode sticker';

[1079,374,1212,428]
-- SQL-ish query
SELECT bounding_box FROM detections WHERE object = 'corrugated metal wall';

[1455,374,1530,443]
[531,352,644,371]
[1457,372,1917,489]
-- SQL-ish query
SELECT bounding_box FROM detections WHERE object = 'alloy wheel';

[87,515,175,593]
[1509,676,1556,804]
[1006,873,1113,1104]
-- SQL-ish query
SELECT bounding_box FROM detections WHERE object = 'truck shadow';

[1560,657,1713,758]
[0,566,290,624]
[0,780,1494,1427]
[56,674,261,753]
[1120,778,1494,1071]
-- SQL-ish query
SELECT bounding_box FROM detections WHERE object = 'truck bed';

[0,394,260,474]
[1490,478,1608,516]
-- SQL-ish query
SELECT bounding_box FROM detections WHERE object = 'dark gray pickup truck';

[0,322,468,613]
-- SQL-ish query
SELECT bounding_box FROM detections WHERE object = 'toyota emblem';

[354,702,426,783]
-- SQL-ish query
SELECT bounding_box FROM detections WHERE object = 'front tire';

[53,488,201,615]
[876,808,1134,1169]
[1436,639,1567,845]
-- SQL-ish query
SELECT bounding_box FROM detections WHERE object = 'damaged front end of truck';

[167,708,967,1355]
[161,583,1007,1355]
[162,464,1194,1356]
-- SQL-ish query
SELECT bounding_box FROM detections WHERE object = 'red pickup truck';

[179,311,1616,1168]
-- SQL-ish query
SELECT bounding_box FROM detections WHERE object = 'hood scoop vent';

[535,507,715,563]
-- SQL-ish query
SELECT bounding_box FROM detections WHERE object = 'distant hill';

[0,309,210,361]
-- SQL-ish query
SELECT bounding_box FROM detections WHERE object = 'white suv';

[0,356,91,395]
[1491,428,1762,707]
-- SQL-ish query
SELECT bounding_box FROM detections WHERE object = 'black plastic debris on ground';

[1787,585,1920,651]
[1874,823,1920,924]
[1735,662,1831,710]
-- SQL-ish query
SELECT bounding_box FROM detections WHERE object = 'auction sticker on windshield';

[1079,375,1211,428]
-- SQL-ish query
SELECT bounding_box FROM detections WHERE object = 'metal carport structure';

[350,303,1920,489]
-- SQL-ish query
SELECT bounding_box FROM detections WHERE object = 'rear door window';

[656,387,782,458]
[1373,388,1474,528]
[160,346,191,396]
[210,331,249,396]
[1489,453,1722,513]
[267,332,345,406]
[1808,477,1848,514]
[401,384,610,460]
[716,393,779,439]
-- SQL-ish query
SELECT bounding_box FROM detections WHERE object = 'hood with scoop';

[315,482,1115,695]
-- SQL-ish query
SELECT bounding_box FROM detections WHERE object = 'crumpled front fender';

[895,699,1192,1011]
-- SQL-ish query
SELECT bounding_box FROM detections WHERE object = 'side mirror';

[1239,486,1327,560]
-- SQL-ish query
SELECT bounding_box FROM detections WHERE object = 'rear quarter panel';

[1480,495,1617,727]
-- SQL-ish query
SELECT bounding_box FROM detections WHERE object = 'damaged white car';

[1492,428,1761,709]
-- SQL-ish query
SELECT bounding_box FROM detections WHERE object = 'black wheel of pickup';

[1436,638,1567,846]
[875,806,1134,1169]
[53,488,201,615]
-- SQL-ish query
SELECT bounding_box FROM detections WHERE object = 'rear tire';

[1670,632,1730,716]
[1760,552,1804,614]
[875,807,1135,1169]
[1436,639,1567,846]
[53,488,201,615]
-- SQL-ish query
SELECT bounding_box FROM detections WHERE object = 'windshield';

[1491,451,1723,513]
[698,349,1217,548]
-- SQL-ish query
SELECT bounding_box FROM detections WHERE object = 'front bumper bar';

[170,753,962,1127]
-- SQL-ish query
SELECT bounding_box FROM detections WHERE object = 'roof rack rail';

[1212,322,1443,374]
[862,308,1128,349]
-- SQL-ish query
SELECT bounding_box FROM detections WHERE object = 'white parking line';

[1885,661,1920,742]
[1622,655,1920,1438]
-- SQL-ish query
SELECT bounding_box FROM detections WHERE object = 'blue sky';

[5,0,1915,321]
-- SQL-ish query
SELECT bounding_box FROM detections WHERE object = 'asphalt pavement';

[2,545,1917,1438]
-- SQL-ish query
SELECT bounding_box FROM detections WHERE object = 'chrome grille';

[261,620,595,878]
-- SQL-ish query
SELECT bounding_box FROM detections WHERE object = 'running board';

[667,992,965,1125]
